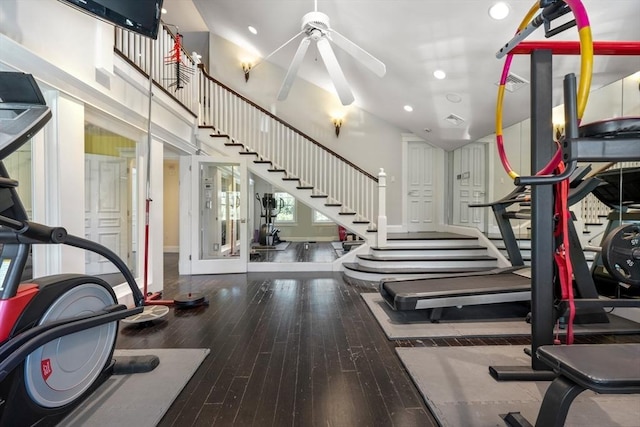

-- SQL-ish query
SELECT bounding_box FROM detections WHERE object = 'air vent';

[496,72,529,92]
[444,113,465,126]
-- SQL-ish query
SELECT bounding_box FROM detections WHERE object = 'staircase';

[490,235,531,266]
[198,128,378,241]
[342,232,500,282]
[491,234,597,269]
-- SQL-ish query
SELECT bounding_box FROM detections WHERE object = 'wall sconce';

[242,62,252,82]
[553,122,565,142]
[332,118,343,137]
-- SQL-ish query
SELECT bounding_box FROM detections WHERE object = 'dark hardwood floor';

[116,252,640,426]
[250,241,341,263]
[117,253,436,426]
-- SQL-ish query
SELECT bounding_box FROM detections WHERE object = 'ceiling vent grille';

[496,72,529,92]
[444,113,465,126]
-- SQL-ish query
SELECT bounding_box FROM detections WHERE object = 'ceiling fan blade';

[277,37,311,101]
[254,30,305,70]
[316,37,354,106]
[329,29,386,77]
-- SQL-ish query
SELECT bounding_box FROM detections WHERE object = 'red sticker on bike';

[41,358,52,381]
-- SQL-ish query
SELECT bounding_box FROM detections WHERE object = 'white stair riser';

[492,241,532,250]
[383,239,478,248]
[356,258,497,269]
[369,248,489,258]
[342,269,486,282]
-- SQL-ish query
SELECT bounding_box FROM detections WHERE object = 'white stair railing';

[198,65,378,226]
[113,25,378,227]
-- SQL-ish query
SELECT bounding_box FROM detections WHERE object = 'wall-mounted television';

[59,0,164,39]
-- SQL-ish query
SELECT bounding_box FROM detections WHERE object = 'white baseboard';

[282,236,337,242]
[247,262,334,272]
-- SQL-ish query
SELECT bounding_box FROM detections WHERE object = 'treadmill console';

[0,72,51,160]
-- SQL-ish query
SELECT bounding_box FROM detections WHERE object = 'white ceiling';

[163,0,640,150]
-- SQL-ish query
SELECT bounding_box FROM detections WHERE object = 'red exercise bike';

[0,72,147,426]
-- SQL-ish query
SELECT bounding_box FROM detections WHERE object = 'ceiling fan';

[262,1,386,106]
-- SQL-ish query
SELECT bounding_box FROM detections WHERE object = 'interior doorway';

[452,142,487,233]
[404,138,442,232]
[163,147,182,280]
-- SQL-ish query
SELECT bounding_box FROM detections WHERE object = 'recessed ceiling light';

[489,2,510,20]
[248,26,258,35]
[404,105,413,112]
[446,93,462,103]
[433,70,446,80]
[161,8,167,14]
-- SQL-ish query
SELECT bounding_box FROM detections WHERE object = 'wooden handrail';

[198,64,378,183]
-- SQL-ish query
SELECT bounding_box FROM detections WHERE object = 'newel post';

[377,168,387,248]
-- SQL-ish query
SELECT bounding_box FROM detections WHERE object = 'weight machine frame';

[490,41,640,379]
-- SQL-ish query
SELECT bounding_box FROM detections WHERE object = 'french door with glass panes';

[189,156,248,274]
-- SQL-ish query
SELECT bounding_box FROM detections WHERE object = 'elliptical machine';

[0,72,147,426]
[255,193,283,246]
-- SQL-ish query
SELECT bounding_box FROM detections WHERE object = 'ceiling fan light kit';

[264,4,386,106]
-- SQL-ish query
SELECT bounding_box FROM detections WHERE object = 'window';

[274,192,296,223]
[313,210,333,224]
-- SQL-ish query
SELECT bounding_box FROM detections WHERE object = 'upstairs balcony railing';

[114,25,198,115]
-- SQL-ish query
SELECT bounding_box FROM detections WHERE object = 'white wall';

[206,34,416,226]
[0,1,197,295]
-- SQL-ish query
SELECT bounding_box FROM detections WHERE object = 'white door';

[190,156,248,274]
[452,143,487,232]
[406,141,438,232]
[85,154,129,275]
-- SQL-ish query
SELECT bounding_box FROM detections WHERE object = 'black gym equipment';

[503,222,640,426]
[495,39,640,425]
[588,167,640,297]
[601,224,640,287]
[379,165,605,323]
[255,192,284,246]
[0,72,157,426]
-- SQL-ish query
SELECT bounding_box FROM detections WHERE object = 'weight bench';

[504,343,640,427]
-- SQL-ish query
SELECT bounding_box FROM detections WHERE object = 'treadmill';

[380,165,603,322]
[0,72,51,159]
